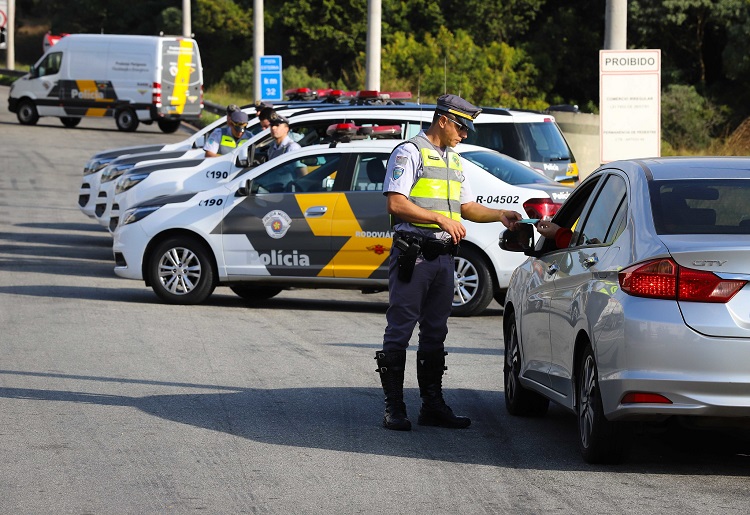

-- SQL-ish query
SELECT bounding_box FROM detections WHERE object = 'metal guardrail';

[0,68,26,77]
[203,99,224,116]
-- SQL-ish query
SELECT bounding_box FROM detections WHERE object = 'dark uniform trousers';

[382,246,454,352]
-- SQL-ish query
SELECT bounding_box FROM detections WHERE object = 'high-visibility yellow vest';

[406,136,463,229]
[217,127,248,155]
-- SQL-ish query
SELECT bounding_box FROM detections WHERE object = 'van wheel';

[451,246,493,317]
[17,100,39,125]
[147,236,216,305]
[60,117,81,128]
[115,108,139,132]
[157,119,182,133]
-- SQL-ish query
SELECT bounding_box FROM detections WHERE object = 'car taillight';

[618,258,746,303]
[522,198,559,220]
[152,82,162,107]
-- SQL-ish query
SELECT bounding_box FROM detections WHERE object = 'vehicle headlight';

[120,205,161,226]
[116,172,150,195]
[83,157,114,176]
[101,163,136,183]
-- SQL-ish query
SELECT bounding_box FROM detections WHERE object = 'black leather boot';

[416,350,471,428]
[375,350,412,431]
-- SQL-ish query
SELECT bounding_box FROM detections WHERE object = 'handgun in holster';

[394,237,420,282]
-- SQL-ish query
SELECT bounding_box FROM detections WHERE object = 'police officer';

[203,109,251,157]
[375,94,523,431]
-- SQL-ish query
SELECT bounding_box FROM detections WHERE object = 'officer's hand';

[438,216,467,245]
[500,210,523,230]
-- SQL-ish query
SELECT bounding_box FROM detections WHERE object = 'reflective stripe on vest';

[408,136,463,229]
[217,127,248,155]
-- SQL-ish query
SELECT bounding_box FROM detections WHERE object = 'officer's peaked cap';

[270,114,290,126]
[230,111,249,124]
[436,94,481,131]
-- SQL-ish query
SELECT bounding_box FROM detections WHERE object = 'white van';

[8,34,203,133]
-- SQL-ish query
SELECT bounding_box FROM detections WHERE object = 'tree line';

[14,0,750,151]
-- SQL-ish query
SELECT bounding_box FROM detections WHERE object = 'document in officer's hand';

[518,218,540,224]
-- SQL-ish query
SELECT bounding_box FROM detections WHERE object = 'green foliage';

[661,84,727,150]
[373,28,547,109]
[440,0,545,46]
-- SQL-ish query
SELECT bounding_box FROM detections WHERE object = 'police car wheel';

[115,108,139,132]
[147,236,216,305]
[157,119,181,133]
[17,100,39,125]
[451,247,494,317]
[60,117,81,128]
[229,285,283,301]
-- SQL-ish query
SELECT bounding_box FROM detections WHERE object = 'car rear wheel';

[147,236,216,304]
[230,285,283,301]
[577,344,631,464]
[60,117,81,128]
[504,316,549,416]
[451,247,493,317]
[115,108,139,132]
[157,119,182,133]
[17,100,39,125]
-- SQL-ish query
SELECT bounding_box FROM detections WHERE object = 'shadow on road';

[0,369,749,474]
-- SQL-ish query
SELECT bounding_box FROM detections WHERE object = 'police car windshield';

[461,151,556,185]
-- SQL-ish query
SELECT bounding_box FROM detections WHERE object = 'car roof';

[607,157,750,181]
[281,103,553,122]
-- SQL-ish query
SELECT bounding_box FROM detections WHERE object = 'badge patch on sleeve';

[392,166,405,180]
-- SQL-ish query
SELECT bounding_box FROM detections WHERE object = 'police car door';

[330,152,393,280]
[220,149,347,278]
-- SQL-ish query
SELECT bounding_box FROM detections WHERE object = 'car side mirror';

[499,224,535,253]
[236,143,256,168]
[194,134,206,148]
[236,179,255,197]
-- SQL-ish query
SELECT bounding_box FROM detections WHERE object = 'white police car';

[82,101,578,224]
[112,138,570,316]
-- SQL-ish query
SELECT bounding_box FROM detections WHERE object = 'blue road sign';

[260,55,283,102]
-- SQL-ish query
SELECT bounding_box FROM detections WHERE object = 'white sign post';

[599,49,661,163]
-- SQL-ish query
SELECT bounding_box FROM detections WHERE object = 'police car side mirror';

[194,134,206,149]
[499,224,535,254]
[236,179,254,197]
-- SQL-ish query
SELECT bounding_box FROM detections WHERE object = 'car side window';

[573,174,627,246]
[351,154,388,191]
[253,153,341,194]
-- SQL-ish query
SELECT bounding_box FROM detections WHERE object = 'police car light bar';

[326,123,403,142]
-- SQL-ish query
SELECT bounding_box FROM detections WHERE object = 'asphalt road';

[1,86,749,514]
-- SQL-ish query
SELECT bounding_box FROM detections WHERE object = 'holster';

[395,237,420,282]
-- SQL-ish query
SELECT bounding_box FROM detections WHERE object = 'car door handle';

[583,256,599,269]
[547,263,559,275]
[305,206,328,217]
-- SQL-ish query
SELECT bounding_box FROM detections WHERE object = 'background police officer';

[203,109,251,157]
[375,94,522,431]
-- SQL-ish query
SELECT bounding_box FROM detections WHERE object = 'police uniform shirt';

[203,126,250,155]
[267,136,302,161]
[383,130,473,241]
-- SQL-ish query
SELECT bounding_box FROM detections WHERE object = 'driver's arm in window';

[536,221,573,248]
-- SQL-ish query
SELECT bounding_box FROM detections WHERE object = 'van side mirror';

[29,65,37,78]
[499,224,535,253]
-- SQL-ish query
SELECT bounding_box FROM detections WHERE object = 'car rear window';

[650,180,750,234]
[461,150,556,185]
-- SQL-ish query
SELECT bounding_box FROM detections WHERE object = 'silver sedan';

[500,156,750,464]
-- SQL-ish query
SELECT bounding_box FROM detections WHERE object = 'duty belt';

[394,232,458,260]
